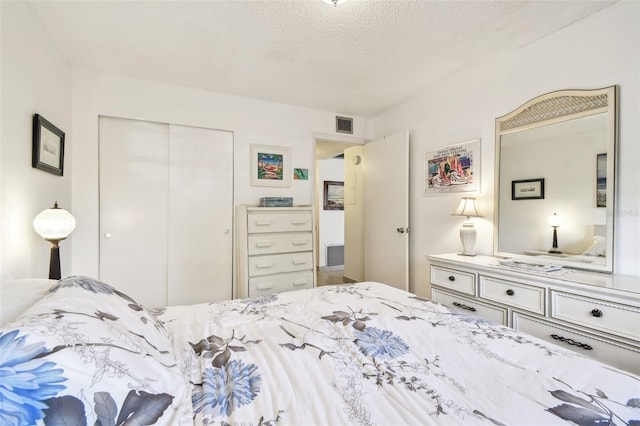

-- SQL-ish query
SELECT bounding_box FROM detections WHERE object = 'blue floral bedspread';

[158,282,640,425]
[2,278,638,425]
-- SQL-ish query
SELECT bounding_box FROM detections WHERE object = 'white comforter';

[158,282,640,425]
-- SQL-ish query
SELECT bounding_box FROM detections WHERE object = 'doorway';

[314,138,361,285]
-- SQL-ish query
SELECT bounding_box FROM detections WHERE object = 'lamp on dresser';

[33,202,76,279]
[452,197,482,256]
[548,212,562,254]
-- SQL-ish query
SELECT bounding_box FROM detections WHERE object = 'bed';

[1,276,638,425]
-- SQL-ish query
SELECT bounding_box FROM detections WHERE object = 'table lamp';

[33,202,76,279]
[452,197,482,256]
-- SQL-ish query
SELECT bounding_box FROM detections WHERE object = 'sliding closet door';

[167,125,233,305]
[99,117,169,307]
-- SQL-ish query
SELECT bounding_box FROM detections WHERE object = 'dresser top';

[427,253,640,296]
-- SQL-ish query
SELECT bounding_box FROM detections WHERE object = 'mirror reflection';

[494,87,616,273]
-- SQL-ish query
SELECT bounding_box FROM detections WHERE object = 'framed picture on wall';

[596,153,606,207]
[424,138,480,195]
[323,180,344,210]
[250,144,291,187]
[32,114,65,176]
[512,178,545,200]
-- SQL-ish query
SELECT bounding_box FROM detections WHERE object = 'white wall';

[0,2,72,279]
[316,158,345,267]
[368,1,640,296]
[71,68,365,279]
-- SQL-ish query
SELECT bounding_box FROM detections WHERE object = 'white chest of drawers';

[427,253,640,374]
[236,205,316,298]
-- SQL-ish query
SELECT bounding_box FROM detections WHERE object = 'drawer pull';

[591,309,603,318]
[291,220,307,225]
[292,259,308,265]
[255,220,272,226]
[291,240,308,246]
[550,334,593,351]
[255,262,273,269]
[452,301,477,312]
[257,283,273,290]
[255,242,273,248]
[506,289,515,296]
[293,280,307,286]
[448,275,456,282]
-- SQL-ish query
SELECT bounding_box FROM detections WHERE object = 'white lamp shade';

[452,197,482,218]
[33,203,76,240]
[548,212,561,227]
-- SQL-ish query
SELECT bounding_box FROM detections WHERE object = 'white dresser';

[236,205,316,298]
[427,253,640,374]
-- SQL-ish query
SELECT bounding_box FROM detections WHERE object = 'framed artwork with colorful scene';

[424,138,480,195]
[250,144,291,187]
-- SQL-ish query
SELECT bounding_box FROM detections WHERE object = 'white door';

[363,130,410,291]
[99,117,233,307]
[99,117,169,307]
[167,125,233,305]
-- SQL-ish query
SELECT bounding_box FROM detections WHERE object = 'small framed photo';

[32,114,65,176]
[323,180,344,210]
[250,144,291,187]
[512,178,544,200]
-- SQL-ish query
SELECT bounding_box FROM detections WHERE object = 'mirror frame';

[494,86,618,273]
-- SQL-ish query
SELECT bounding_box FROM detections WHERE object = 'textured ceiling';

[28,0,615,117]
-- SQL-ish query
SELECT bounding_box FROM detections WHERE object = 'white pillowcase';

[582,235,607,257]
[0,278,57,326]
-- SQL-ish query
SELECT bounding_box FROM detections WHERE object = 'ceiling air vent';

[336,116,353,134]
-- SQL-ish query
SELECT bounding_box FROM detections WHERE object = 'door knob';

[396,227,409,234]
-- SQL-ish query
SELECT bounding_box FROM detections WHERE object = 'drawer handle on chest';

[291,240,308,246]
[591,309,604,318]
[448,275,456,282]
[255,262,273,269]
[452,302,477,312]
[550,334,593,351]
[293,280,307,286]
[255,220,272,226]
[257,283,273,290]
[292,259,308,265]
[291,220,307,225]
[506,289,515,296]
[255,242,273,248]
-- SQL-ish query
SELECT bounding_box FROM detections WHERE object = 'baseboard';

[318,265,344,272]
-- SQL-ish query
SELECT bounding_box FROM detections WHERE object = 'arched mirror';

[494,86,617,273]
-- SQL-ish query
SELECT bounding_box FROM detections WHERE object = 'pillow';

[582,235,606,257]
[0,276,192,425]
[0,278,57,327]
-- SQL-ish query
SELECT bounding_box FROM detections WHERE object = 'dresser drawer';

[249,271,314,296]
[432,288,508,325]
[247,233,312,255]
[430,265,475,295]
[550,290,640,341]
[480,276,545,315]
[513,312,639,374]
[249,252,313,277]
[247,212,312,233]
